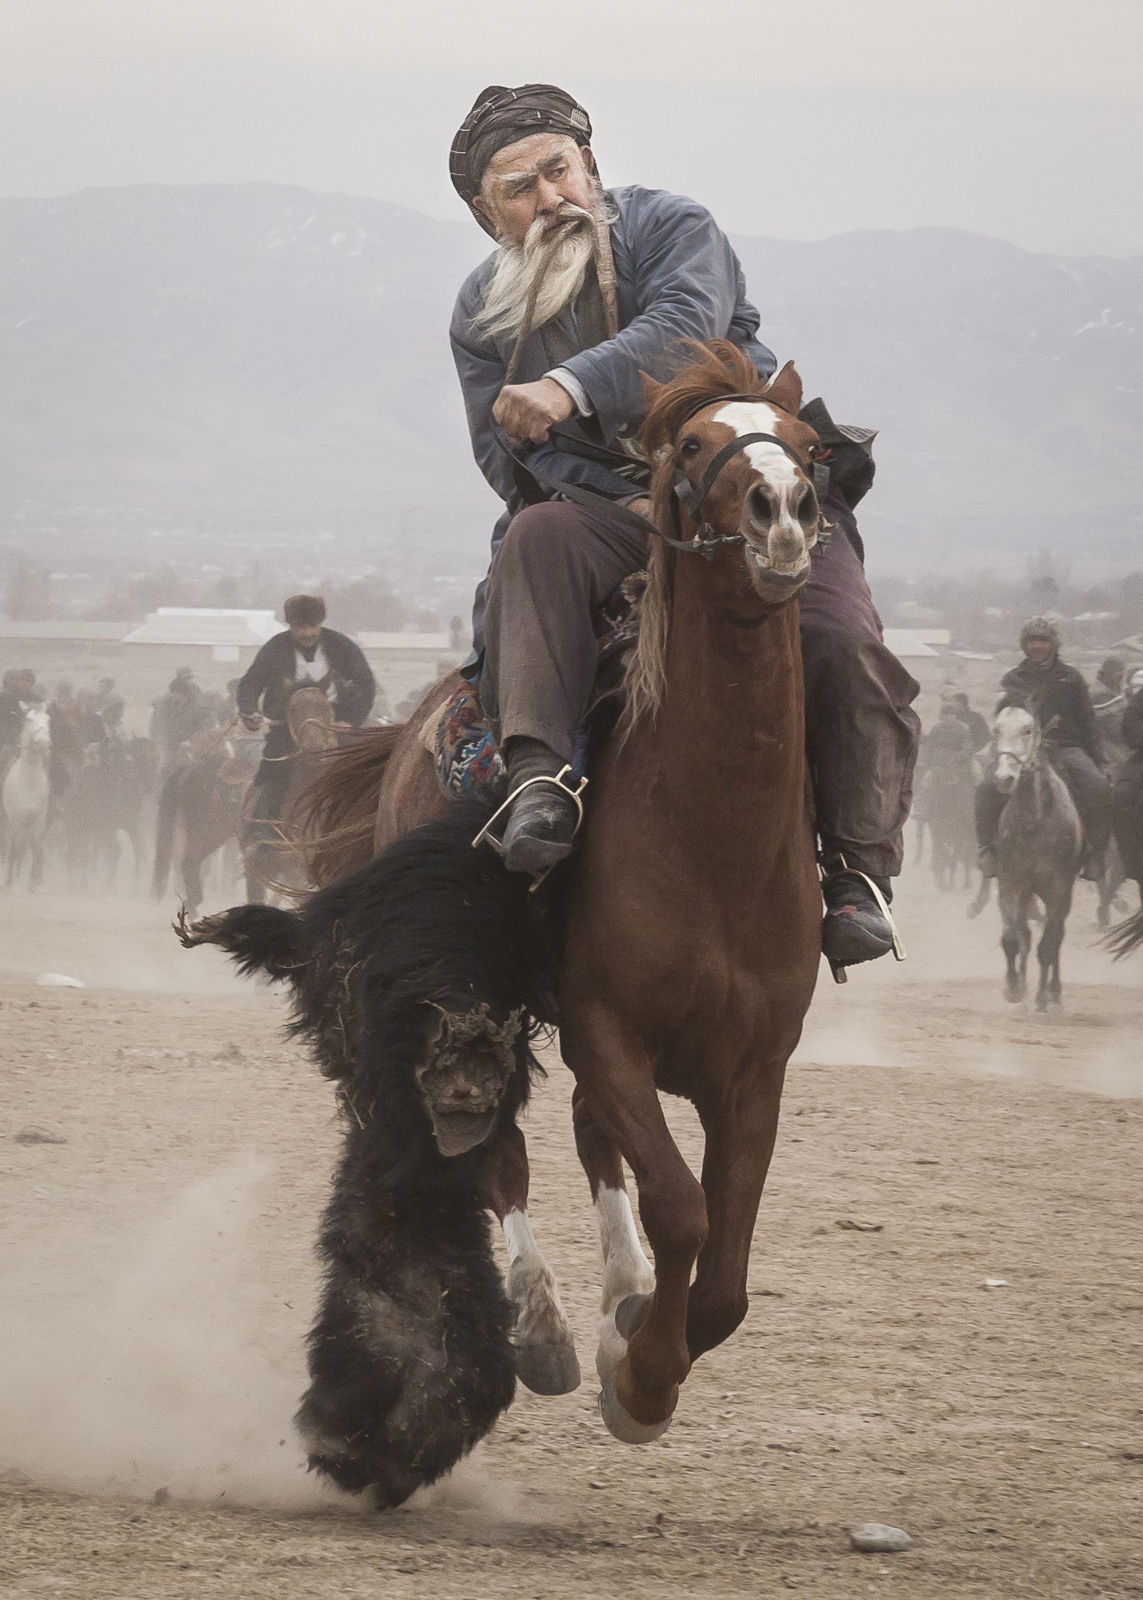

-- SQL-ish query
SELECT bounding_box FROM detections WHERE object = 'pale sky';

[2,0,1141,255]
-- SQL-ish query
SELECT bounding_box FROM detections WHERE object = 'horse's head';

[22,708,51,754]
[992,704,1038,793]
[287,685,338,753]
[643,342,825,606]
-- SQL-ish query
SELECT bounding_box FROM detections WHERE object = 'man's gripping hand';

[493,377,575,444]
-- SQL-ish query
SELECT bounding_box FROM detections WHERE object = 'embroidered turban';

[450,83,593,236]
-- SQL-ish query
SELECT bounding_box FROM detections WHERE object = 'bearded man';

[449,84,921,969]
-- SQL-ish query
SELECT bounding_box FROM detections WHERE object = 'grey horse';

[987,706,1083,1009]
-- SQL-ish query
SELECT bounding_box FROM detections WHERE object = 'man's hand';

[241,712,263,732]
[493,377,575,444]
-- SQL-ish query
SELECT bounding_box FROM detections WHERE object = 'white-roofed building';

[124,608,284,662]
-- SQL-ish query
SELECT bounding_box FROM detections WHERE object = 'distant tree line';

[872,554,1143,652]
[4,560,443,634]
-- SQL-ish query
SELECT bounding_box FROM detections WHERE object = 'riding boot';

[500,738,582,876]
[820,865,896,965]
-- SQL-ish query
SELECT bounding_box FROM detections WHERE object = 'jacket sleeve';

[1122,697,1143,752]
[450,285,519,510]
[236,638,281,716]
[327,633,376,725]
[1069,670,1104,764]
[559,191,776,440]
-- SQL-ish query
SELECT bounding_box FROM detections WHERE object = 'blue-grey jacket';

[451,184,777,584]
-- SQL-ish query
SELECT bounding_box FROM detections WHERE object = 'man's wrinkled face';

[291,623,322,651]
[474,133,598,246]
[1023,637,1054,669]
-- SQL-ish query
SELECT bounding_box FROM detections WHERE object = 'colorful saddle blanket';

[432,572,646,802]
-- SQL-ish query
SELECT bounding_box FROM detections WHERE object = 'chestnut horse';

[303,342,824,1439]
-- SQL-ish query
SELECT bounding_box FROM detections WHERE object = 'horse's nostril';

[748,484,771,525]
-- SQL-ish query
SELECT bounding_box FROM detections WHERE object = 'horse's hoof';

[515,1336,582,1396]
[599,1375,672,1446]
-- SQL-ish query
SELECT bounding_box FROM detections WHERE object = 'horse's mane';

[623,342,773,735]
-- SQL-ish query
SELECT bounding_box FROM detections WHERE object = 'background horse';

[990,705,1083,1009]
[151,722,260,915]
[63,736,159,891]
[2,707,52,890]
[241,684,340,903]
[926,758,977,890]
[190,342,825,1491]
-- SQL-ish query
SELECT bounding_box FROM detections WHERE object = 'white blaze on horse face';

[993,705,1037,791]
[712,400,813,570]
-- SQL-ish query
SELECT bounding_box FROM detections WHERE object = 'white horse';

[3,707,52,889]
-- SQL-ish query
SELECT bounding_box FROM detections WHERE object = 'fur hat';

[1019,615,1060,652]
[284,594,327,627]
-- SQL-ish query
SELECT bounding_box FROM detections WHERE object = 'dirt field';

[1,863,1141,1599]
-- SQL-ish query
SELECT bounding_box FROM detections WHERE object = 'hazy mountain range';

[0,182,1139,601]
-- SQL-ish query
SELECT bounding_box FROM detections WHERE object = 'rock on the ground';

[850,1523,912,1552]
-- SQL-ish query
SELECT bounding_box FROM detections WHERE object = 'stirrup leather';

[472,765,589,885]
[819,856,907,985]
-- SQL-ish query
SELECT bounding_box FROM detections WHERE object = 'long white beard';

[472,204,599,342]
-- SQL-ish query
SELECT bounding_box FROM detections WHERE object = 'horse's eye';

[680,437,701,460]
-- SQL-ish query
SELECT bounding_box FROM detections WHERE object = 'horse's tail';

[291,723,403,886]
[150,768,182,899]
[1105,905,1143,960]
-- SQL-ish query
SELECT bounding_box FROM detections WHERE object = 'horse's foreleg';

[685,1069,785,1362]
[571,1085,654,1381]
[562,1016,708,1444]
[478,1123,580,1396]
[999,888,1029,1003]
[1036,893,1072,1011]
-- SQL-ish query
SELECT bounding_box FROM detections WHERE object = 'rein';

[497,389,828,561]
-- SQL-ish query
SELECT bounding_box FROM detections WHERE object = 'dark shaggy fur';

[177,801,544,1504]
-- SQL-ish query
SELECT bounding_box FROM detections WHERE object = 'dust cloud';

[0,1155,346,1512]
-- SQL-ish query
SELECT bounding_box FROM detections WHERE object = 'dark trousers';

[975,746,1113,856]
[1114,756,1143,881]
[481,491,920,877]
[247,758,293,834]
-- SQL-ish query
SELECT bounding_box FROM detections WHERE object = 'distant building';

[124,607,283,663]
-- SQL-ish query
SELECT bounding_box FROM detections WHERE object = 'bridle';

[664,392,827,557]
[495,387,830,560]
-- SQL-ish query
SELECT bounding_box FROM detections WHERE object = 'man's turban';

[450,83,592,236]
[284,594,327,627]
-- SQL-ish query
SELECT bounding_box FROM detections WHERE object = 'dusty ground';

[1,864,1141,1599]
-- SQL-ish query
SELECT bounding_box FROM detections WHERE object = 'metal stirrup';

[471,765,589,861]
[820,855,907,985]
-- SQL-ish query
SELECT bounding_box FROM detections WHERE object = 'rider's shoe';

[499,737,583,876]
[501,782,581,874]
[978,844,998,879]
[821,870,896,966]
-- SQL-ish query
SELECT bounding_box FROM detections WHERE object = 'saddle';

[427,572,645,803]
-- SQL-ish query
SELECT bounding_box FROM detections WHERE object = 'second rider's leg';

[799,491,921,966]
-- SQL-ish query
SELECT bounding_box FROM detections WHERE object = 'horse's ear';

[641,371,664,406]
[764,361,803,416]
